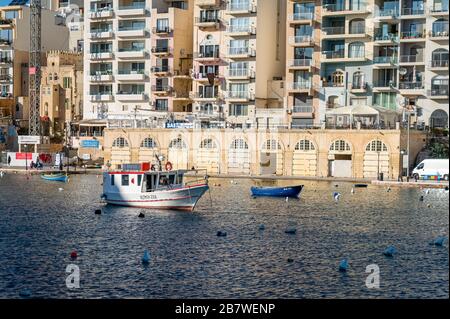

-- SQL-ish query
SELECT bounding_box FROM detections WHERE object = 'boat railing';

[184,169,209,186]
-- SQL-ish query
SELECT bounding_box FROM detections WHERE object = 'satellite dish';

[399,68,407,75]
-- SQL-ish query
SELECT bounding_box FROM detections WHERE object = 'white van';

[412,159,449,181]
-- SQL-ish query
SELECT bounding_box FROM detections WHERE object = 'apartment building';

[40,50,83,139]
[191,0,286,129]
[0,4,70,129]
[55,0,85,53]
[300,0,449,129]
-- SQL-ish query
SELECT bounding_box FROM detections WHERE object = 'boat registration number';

[140,194,158,200]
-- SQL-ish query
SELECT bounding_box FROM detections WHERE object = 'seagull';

[333,192,341,202]
[58,188,64,192]
[351,188,355,194]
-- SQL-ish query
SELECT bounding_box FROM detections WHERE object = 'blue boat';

[41,173,68,182]
[251,185,304,198]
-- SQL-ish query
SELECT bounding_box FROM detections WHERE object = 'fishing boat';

[101,163,209,211]
[251,185,304,198]
[41,172,69,182]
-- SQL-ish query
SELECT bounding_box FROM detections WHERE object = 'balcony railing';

[429,87,449,96]
[430,60,449,68]
[374,33,399,41]
[289,35,313,45]
[430,7,450,14]
[349,26,366,34]
[195,16,220,24]
[193,72,220,80]
[377,8,399,17]
[293,106,313,113]
[153,26,171,34]
[399,55,423,63]
[322,50,345,59]
[227,2,255,12]
[227,25,255,34]
[90,70,113,76]
[117,70,146,75]
[151,66,170,73]
[401,7,424,15]
[151,46,171,54]
[398,82,424,90]
[0,19,13,25]
[322,26,345,35]
[430,28,449,37]
[351,82,369,90]
[374,56,398,64]
[194,52,220,59]
[228,47,254,56]
[118,47,145,52]
[118,3,146,10]
[192,92,220,99]
[288,82,312,90]
[288,59,312,67]
[228,91,251,99]
[290,12,314,20]
[228,68,252,77]
[151,85,171,92]
[322,4,346,12]
[0,57,12,63]
[373,81,397,88]
[400,31,425,39]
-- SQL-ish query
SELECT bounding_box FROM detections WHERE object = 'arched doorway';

[260,139,283,175]
[111,137,131,168]
[168,137,188,170]
[292,139,317,176]
[328,140,352,177]
[138,137,158,163]
[430,109,449,128]
[228,138,250,175]
[363,140,390,179]
[196,138,220,174]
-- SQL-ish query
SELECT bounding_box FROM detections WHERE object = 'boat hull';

[251,185,304,198]
[103,184,209,211]
[41,174,68,182]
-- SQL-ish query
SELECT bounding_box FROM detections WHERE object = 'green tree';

[430,143,449,159]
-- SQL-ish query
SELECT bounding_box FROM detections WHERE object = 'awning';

[326,105,379,116]
[74,119,108,127]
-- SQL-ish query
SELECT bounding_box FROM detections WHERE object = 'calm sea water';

[0,174,448,299]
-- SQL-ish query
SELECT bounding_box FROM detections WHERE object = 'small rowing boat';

[251,185,304,198]
[354,183,368,188]
[41,173,68,182]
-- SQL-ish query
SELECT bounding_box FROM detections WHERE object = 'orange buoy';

[165,162,173,171]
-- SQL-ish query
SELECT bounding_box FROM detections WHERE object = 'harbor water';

[0,174,448,298]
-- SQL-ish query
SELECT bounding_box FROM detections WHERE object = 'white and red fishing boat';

[101,161,209,211]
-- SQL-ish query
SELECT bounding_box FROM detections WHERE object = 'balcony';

[115,70,146,81]
[226,91,254,102]
[373,32,399,43]
[89,94,113,102]
[399,55,424,65]
[193,73,222,83]
[191,92,222,101]
[151,85,172,95]
[227,47,256,58]
[429,28,449,41]
[116,48,147,59]
[228,68,254,80]
[348,26,370,38]
[0,19,13,27]
[292,105,314,118]
[151,66,171,75]
[288,12,314,24]
[288,35,314,46]
[428,87,449,99]
[322,4,370,16]
[373,56,398,67]
[375,8,400,21]
[89,52,114,60]
[400,31,425,42]
[0,39,12,46]
[197,0,221,7]
[116,4,147,17]
[322,26,345,38]
[321,50,345,62]
[151,46,172,56]
[0,74,12,82]
[226,2,256,14]
[193,52,221,62]
[430,7,449,16]
[89,31,114,40]
[349,82,369,93]
[287,82,312,93]
[227,25,256,36]
[398,82,425,95]
[372,81,397,92]
[195,17,221,29]
[116,92,148,101]
[400,7,425,17]
[89,71,113,82]
[152,26,172,35]
[172,91,191,101]
[88,9,114,19]
[287,58,313,70]
[0,57,12,64]
[429,60,449,70]
[117,27,147,38]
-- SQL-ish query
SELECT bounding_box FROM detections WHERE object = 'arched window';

[200,138,217,149]
[112,137,129,148]
[140,137,157,149]
[431,75,449,95]
[349,19,365,34]
[432,18,449,36]
[295,139,315,151]
[262,139,281,151]
[331,70,344,86]
[366,140,388,152]
[348,42,364,58]
[327,95,340,109]
[169,137,186,149]
[430,109,448,128]
[432,49,449,67]
[330,140,351,152]
[352,71,366,89]
[230,138,248,149]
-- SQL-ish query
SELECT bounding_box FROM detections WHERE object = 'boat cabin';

[104,170,186,194]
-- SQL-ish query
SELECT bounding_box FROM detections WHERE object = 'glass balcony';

[429,87,449,96]
[227,1,255,13]
[228,68,251,78]
[399,55,423,63]
[400,31,425,39]
[322,26,345,35]
[374,56,398,64]
[288,82,312,90]
[374,32,399,42]
[377,8,399,17]
[288,59,312,67]
[398,82,424,90]
[228,91,251,99]
[228,25,255,34]
[289,35,314,45]
[430,59,449,68]
[401,7,424,15]
[293,106,313,113]
[373,81,397,88]
[228,47,254,56]
[322,50,345,59]
[290,12,314,21]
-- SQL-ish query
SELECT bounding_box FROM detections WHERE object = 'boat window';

[111,175,115,186]
[122,175,129,186]
[159,174,169,186]
[176,173,184,184]
[137,174,142,186]
[168,174,176,185]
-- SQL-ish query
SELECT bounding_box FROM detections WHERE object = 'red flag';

[29,67,36,75]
